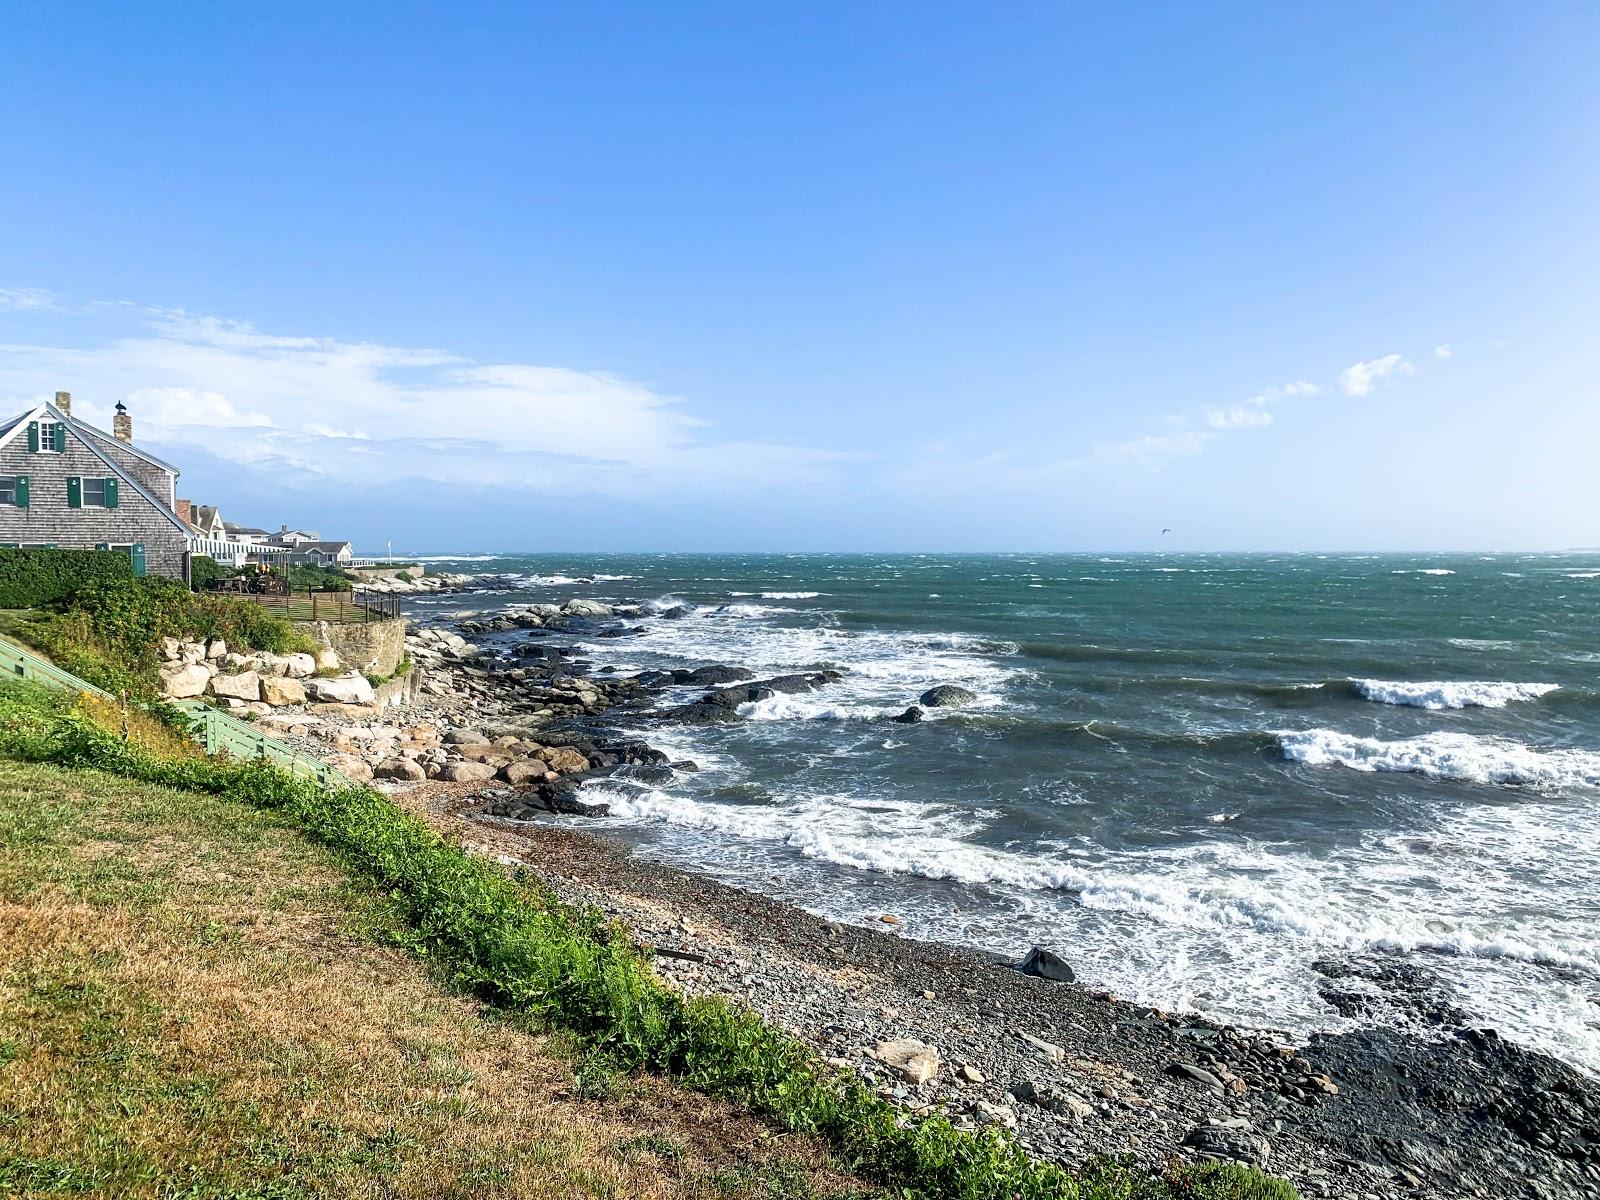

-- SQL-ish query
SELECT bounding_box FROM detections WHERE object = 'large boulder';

[209,671,262,701]
[873,1039,942,1085]
[158,662,212,699]
[1016,946,1075,983]
[375,758,427,782]
[564,599,614,617]
[259,675,307,707]
[306,674,377,706]
[919,685,977,708]
[438,761,496,784]
[205,638,227,660]
[314,647,342,672]
[540,746,591,774]
[500,760,550,787]
[283,653,317,678]
[892,706,925,724]
[326,753,374,783]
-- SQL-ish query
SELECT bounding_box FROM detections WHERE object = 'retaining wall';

[293,615,406,677]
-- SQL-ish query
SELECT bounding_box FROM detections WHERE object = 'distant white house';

[181,503,289,567]
[269,526,322,548]
[285,540,354,567]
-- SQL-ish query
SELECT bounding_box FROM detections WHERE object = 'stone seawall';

[294,615,406,677]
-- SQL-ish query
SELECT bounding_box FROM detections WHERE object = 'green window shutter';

[130,543,146,576]
[14,475,27,508]
[55,424,68,453]
[67,476,81,508]
[104,478,119,509]
[26,422,38,453]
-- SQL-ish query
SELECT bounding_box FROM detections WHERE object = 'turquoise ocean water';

[406,552,1600,1072]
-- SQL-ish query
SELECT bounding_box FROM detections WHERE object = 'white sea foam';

[590,784,1600,980]
[1279,729,1600,789]
[1392,568,1455,575]
[761,591,823,599]
[737,694,882,721]
[1352,679,1559,710]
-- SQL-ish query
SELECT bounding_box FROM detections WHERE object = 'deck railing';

[228,588,403,624]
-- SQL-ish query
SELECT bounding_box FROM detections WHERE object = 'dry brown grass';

[0,761,873,1200]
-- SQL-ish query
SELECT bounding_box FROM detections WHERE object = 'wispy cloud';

[0,288,57,313]
[1338,353,1414,397]
[0,306,849,499]
[1434,343,1453,359]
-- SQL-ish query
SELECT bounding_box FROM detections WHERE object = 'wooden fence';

[233,588,403,624]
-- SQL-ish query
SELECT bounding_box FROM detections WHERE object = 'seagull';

[1161,528,1172,535]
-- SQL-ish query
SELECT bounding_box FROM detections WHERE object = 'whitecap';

[1352,680,1559,710]
[1279,729,1600,790]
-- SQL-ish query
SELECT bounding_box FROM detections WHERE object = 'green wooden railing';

[0,637,114,698]
[0,636,334,784]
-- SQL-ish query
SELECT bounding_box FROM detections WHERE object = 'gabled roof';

[0,401,181,475]
[0,401,190,536]
[294,541,352,553]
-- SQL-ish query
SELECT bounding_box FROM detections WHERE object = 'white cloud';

[1339,353,1414,397]
[1435,344,1453,359]
[0,308,849,499]
[1206,406,1273,429]
[0,288,57,313]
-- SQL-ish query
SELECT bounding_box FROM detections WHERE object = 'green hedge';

[0,547,134,608]
[0,681,1295,1200]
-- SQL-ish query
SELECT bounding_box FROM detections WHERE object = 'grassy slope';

[0,761,867,1200]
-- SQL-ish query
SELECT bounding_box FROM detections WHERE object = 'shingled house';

[0,392,191,579]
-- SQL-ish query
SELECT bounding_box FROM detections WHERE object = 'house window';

[38,423,57,451]
[0,478,13,505]
[83,478,108,507]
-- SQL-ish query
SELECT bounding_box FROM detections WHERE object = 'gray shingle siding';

[79,427,176,507]
[0,419,188,580]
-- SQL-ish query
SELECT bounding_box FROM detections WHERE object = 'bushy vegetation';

[17,577,316,698]
[0,547,134,608]
[0,678,1296,1200]
[187,553,226,591]
[287,563,353,591]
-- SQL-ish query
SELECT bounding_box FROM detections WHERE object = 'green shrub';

[188,554,229,592]
[0,548,134,608]
[287,564,353,592]
[19,577,315,698]
[0,680,1295,1200]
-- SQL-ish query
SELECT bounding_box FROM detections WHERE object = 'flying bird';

[1161,528,1171,535]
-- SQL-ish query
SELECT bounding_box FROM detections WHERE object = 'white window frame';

[38,423,57,452]
[0,477,14,505]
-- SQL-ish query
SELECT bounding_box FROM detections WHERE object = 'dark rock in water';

[672,665,754,686]
[1183,1120,1271,1166]
[657,604,694,620]
[660,701,746,726]
[539,779,611,817]
[920,684,978,708]
[669,759,699,772]
[892,706,925,724]
[1016,945,1075,983]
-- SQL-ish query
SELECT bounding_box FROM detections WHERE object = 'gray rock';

[919,684,977,708]
[1017,945,1075,983]
[1166,1062,1225,1091]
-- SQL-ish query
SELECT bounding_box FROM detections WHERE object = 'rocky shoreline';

[258,585,1600,1200]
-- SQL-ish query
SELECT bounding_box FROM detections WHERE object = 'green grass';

[0,758,871,1200]
[0,680,1297,1200]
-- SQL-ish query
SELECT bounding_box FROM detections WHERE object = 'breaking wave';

[1352,679,1560,710]
[1279,729,1600,789]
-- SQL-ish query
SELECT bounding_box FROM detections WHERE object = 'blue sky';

[2,3,1597,552]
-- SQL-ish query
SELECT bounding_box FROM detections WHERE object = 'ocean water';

[408,552,1600,1073]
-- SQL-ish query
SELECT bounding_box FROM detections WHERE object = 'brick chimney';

[176,499,193,526]
[54,391,71,417]
[113,400,132,443]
